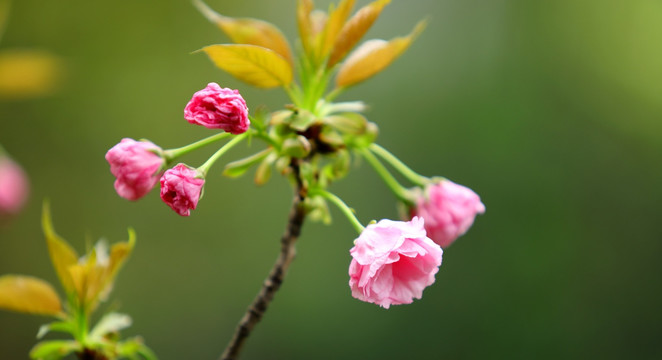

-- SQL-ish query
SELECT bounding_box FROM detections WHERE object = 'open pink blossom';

[184,83,249,134]
[106,138,165,201]
[159,164,204,216]
[349,217,442,309]
[0,156,29,215]
[411,179,485,248]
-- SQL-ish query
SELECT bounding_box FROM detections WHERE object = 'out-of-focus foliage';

[0,204,154,360]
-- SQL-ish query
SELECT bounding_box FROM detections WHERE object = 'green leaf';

[281,135,312,158]
[200,44,293,88]
[37,321,75,339]
[30,340,79,360]
[274,156,291,175]
[90,312,132,341]
[331,148,351,179]
[306,196,332,225]
[193,0,293,65]
[254,152,277,186]
[223,148,273,178]
[335,20,426,88]
[0,275,62,316]
[287,109,318,131]
[42,201,79,295]
[347,121,379,148]
[323,113,368,134]
[269,110,294,126]
[318,128,344,148]
[119,337,158,360]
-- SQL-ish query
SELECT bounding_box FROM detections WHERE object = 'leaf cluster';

[0,203,155,360]
[194,0,424,223]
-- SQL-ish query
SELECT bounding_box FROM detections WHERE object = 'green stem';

[252,130,280,151]
[284,83,303,109]
[163,132,232,161]
[359,148,414,205]
[369,143,430,187]
[197,133,248,176]
[324,86,344,103]
[74,303,89,345]
[311,189,365,233]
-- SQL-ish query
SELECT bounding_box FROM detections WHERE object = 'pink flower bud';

[105,138,165,201]
[349,217,442,309]
[159,164,205,216]
[0,156,29,215]
[411,179,485,248]
[184,83,250,134]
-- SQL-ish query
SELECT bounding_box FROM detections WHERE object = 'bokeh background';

[1,0,661,359]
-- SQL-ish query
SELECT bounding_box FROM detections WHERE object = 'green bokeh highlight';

[1,0,661,359]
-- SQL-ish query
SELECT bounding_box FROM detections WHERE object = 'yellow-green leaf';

[101,229,135,295]
[335,20,426,88]
[30,340,79,360]
[297,0,315,56]
[194,0,293,65]
[318,0,356,59]
[42,202,78,295]
[328,0,390,68]
[201,44,293,88]
[0,275,62,316]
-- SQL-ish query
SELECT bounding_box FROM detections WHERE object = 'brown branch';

[219,161,307,360]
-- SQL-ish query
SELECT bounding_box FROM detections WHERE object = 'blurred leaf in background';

[0,0,64,101]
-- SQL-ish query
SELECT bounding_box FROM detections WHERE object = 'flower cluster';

[106,83,248,216]
[105,0,486,314]
[345,178,484,308]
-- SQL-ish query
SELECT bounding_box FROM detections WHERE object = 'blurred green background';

[1,0,661,359]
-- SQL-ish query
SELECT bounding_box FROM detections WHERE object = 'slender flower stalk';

[369,143,430,187]
[359,148,414,205]
[311,188,365,233]
[198,133,248,176]
[163,132,232,160]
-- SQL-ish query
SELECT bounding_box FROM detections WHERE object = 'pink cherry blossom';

[0,156,29,215]
[349,217,442,309]
[159,164,205,216]
[411,179,485,248]
[184,83,250,134]
[106,138,165,201]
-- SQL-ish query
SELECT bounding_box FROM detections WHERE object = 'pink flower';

[411,179,485,248]
[184,83,250,134]
[106,138,165,201]
[159,164,204,216]
[0,156,29,215]
[349,217,442,309]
